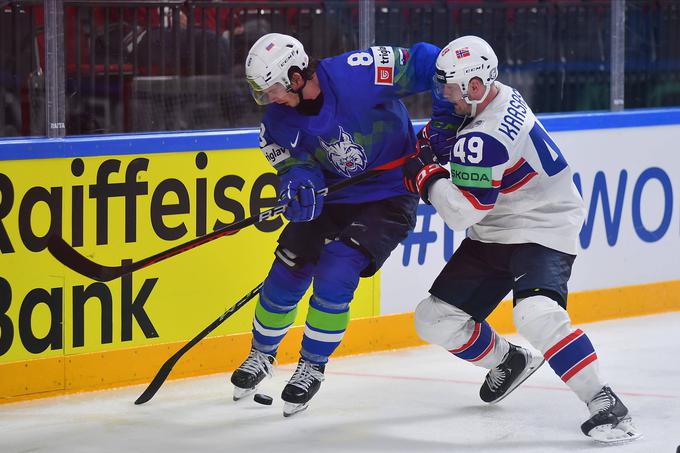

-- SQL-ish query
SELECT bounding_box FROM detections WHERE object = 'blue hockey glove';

[278,166,325,222]
[418,119,459,165]
[403,140,450,205]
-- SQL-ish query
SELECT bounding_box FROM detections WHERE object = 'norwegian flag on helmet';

[455,47,471,59]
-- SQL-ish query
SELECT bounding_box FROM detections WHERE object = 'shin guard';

[414,295,509,369]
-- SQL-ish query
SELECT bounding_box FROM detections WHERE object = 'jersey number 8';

[347,52,373,66]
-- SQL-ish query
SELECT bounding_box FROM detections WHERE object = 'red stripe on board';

[275,368,680,399]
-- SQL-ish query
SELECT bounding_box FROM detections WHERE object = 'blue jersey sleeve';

[420,98,465,163]
[329,42,441,105]
[259,118,320,175]
[431,93,456,119]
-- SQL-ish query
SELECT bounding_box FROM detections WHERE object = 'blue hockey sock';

[301,240,369,364]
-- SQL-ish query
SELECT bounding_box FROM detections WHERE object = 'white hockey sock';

[514,295,605,402]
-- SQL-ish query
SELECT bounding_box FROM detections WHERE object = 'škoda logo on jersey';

[371,46,394,85]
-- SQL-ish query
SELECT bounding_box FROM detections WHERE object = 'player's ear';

[290,71,305,90]
[469,78,482,97]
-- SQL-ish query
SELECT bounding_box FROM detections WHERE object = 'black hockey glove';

[403,140,450,205]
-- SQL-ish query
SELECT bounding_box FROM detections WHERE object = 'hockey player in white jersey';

[403,35,641,444]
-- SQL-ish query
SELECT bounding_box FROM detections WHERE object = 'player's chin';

[454,105,469,116]
[272,97,291,106]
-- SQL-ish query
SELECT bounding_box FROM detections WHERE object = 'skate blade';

[589,417,643,445]
[488,355,545,405]
[283,401,309,417]
[233,386,257,401]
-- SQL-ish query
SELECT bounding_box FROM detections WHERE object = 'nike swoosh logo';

[514,273,527,282]
[290,131,300,148]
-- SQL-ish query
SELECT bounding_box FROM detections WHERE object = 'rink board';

[1,108,680,402]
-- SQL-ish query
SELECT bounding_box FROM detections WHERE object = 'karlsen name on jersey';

[258,43,441,204]
[429,82,586,255]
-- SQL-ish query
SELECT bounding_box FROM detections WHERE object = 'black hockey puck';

[254,393,273,405]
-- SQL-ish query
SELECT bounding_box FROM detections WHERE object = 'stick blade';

[133,283,262,405]
[47,235,120,281]
[134,362,175,405]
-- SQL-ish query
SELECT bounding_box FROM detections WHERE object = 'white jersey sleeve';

[428,126,510,231]
[428,82,586,255]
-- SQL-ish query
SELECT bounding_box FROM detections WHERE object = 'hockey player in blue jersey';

[230,33,442,417]
[403,35,641,444]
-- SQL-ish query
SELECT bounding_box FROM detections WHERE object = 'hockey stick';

[134,282,263,405]
[47,154,411,282]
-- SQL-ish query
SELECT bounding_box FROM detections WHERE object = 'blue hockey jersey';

[257,42,442,203]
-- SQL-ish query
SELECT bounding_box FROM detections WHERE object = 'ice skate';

[480,343,544,404]
[281,358,325,417]
[230,348,275,401]
[581,386,642,444]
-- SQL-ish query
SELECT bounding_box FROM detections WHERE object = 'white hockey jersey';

[428,82,586,255]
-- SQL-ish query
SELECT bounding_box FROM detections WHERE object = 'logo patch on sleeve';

[261,143,290,166]
[370,46,395,85]
[450,163,493,188]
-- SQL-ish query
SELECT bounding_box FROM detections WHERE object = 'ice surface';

[1,313,678,453]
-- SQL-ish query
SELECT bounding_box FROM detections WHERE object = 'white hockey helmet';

[245,33,309,105]
[434,35,498,113]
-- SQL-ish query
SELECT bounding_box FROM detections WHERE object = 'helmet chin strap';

[464,83,493,117]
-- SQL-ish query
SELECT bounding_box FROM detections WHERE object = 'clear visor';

[249,81,290,106]
[432,76,465,104]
